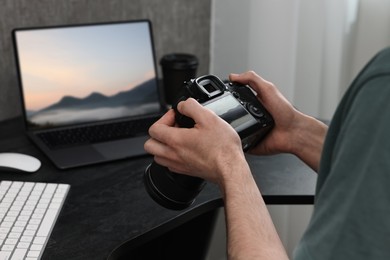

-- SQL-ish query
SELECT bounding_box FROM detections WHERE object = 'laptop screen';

[13,20,161,130]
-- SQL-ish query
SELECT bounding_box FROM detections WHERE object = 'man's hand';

[144,98,243,184]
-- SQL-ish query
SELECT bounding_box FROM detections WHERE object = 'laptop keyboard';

[0,181,70,260]
[37,117,158,149]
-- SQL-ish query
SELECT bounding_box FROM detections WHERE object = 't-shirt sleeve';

[294,74,390,260]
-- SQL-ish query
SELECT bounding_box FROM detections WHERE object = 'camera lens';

[144,162,206,210]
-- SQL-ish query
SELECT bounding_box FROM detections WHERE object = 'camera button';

[232,91,240,99]
[247,104,264,118]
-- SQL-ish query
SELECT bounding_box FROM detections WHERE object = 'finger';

[153,109,176,127]
[144,138,172,158]
[148,109,177,140]
[154,155,187,175]
[148,118,195,151]
[229,71,265,85]
[177,98,215,125]
[229,71,272,95]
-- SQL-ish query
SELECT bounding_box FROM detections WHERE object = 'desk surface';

[0,117,317,259]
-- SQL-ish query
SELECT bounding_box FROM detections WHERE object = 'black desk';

[0,117,317,259]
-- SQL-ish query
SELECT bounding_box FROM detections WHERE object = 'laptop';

[12,20,167,169]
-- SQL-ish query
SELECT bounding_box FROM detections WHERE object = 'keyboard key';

[0,251,11,260]
[12,248,27,259]
[0,181,70,260]
[37,116,158,148]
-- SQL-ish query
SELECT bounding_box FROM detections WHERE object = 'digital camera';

[144,75,274,210]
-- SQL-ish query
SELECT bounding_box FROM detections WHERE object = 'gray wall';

[0,0,211,121]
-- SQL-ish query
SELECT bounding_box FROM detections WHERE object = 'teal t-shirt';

[294,48,390,259]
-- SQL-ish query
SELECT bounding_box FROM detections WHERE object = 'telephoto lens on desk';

[144,74,275,210]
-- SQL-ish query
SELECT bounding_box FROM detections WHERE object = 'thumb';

[177,98,214,125]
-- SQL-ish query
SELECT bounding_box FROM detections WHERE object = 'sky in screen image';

[16,22,156,111]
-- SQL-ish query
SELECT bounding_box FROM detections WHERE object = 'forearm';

[289,112,328,172]
[218,158,289,260]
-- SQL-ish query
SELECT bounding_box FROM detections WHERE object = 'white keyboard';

[0,181,70,260]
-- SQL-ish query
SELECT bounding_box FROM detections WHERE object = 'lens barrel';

[144,162,206,210]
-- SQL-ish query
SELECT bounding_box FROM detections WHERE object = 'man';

[144,48,390,259]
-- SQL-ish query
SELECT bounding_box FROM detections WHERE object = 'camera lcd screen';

[204,94,257,132]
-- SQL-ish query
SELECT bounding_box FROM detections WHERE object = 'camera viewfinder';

[198,79,222,98]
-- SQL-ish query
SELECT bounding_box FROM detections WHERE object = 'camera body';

[174,74,274,150]
[144,75,274,210]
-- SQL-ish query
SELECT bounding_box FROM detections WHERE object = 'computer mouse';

[0,153,41,173]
